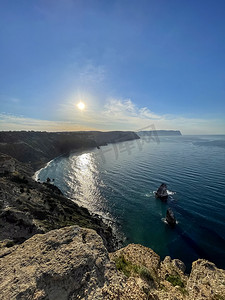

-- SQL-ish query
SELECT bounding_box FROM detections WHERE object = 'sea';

[36,135,225,272]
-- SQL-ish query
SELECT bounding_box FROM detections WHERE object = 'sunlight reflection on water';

[64,153,112,222]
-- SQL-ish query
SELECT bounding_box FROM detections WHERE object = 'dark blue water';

[36,135,225,272]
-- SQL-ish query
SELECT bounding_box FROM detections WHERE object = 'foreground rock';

[111,244,225,300]
[187,260,225,299]
[0,226,146,300]
[0,227,224,300]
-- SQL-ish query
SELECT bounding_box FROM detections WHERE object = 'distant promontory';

[137,130,182,137]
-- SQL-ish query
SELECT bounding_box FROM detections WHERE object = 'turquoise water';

[37,135,225,272]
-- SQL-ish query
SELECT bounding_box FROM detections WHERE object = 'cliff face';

[0,154,117,252]
[0,226,224,300]
[0,131,139,170]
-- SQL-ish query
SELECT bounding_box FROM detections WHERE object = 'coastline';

[34,149,125,249]
[32,159,54,181]
[0,153,120,252]
[0,130,140,252]
[0,132,225,299]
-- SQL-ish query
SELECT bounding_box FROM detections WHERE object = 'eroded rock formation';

[166,208,176,227]
[155,183,168,199]
[0,227,224,300]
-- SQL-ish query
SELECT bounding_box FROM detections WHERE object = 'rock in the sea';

[155,183,168,199]
[166,208,176,226]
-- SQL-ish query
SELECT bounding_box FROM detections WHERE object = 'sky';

[0,0,225,134]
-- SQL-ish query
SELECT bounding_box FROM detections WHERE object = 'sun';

[77,101,85,110]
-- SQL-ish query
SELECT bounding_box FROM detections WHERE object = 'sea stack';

[166,208,176,227]
[155,183,168,199]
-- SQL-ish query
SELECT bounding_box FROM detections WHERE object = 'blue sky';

[0,0,225,134]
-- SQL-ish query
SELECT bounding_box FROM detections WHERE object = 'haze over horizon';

[0,0,225,134]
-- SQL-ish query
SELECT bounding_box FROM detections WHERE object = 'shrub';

[11,174,28,184]
[165,274,184,288]
[114,255,132,277]
[114,255,153,282]
[138,266,153,282]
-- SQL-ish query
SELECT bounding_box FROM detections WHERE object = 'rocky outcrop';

[155,183,168,199]
[110,244,225,300]
[187,259,225,299]
[0,154,16,174]
[0,228,224,300]
[166,208,176,226]
[0,226,146,300]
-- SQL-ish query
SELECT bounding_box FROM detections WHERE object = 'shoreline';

[0,152,120,252]
[1,133,225,299]
[34,149,125,249]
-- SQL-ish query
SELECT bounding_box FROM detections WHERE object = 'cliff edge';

[0,226,224,300]
[0,154,117,252]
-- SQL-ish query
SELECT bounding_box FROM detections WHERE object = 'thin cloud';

[0,113,96,132]
[1,99,224,134]
[102,99,225,134]
[104,99,161,120]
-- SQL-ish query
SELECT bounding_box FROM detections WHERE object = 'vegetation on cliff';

[0,227,224,300]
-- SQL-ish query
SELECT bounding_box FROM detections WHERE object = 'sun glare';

[77,102,85,110]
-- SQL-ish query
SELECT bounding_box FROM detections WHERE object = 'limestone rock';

[110,243,160,273]
[0,229,225,300]
[0,226,145,300]
[187,259,225,299]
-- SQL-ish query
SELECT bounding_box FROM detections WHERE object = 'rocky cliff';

[0,131,139,170]
[0,154,117,252]
[0,226,224,300]
[0,131,224,300]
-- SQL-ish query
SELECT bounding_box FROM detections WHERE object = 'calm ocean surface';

[36,135,225,272]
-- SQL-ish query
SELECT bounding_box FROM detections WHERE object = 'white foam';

[145,193,152,197]
[167,190,176,195]
[161,218,179,225]
[161,218,167,224]
[32,159,54,181]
